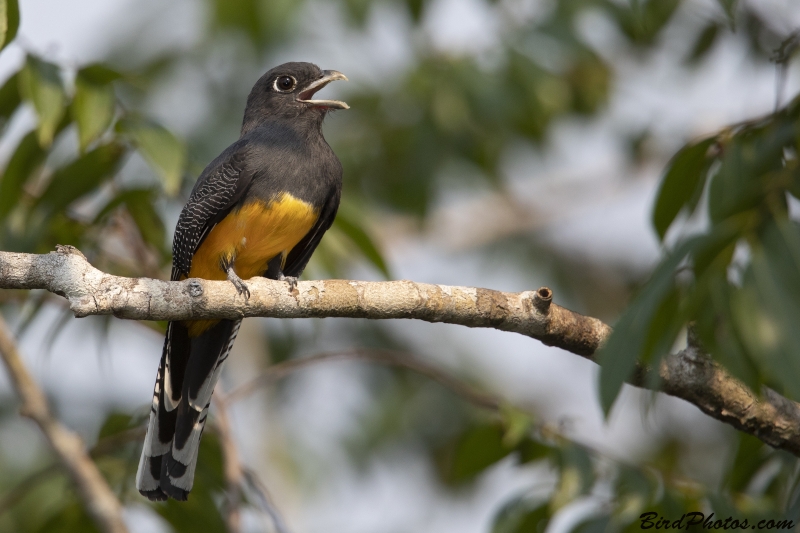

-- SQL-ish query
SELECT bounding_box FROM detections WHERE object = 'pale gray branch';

[0,315,129,533]
[2,246,800,457]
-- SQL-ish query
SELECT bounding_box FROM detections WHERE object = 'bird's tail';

[136,319,241,501]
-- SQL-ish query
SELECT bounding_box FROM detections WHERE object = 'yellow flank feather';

[186,193,318,336]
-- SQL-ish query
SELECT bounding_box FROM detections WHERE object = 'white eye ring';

[274,75,297,92]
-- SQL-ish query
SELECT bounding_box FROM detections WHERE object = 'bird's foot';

[278,273,299,293]
[227,267,251,299]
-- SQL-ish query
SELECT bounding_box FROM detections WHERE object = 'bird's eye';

[274,76,296,92]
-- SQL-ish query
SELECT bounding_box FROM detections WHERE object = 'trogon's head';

[243,62,348,130]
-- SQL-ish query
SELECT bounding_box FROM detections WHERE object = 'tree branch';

[213,388,244,533]
[2,246,800,457]
[0,315,129,533]
[227,348,501,410]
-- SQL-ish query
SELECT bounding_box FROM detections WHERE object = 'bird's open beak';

[297,70,349,110]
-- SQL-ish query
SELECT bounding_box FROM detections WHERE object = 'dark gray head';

[242,62,348,134]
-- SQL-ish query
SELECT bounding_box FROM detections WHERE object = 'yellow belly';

[186,193,318,336]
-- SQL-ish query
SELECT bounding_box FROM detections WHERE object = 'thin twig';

[0,316,129,533]
[213,388,244,533]
[242,469,292,533]
[227,348,501,410]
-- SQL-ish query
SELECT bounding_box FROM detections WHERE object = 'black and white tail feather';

[136,319,241,500]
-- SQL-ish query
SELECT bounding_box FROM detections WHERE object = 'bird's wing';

[282,186,341,277]
[171,141,254,281]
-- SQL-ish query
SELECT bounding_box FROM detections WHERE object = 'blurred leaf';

[437,423,512,485]
[96,187,166,254]
[0,0,19,51]
[72,67,118,151]
[567,54,611,115]
[343,0,371,25]
[32,501,99,533]
[0,131,46,221]
[736,220,800,400]
[571,516,612,533]
[78,64,123,85]
[726,433,768,493]
[652,137,715,240]
[517,438,553,464]
[211,0,295,44]
[117,117,186,196]
[551,445,594,510]
[492,496,550,533]
[213,0,261,41]
[19,56,66,147]
[0,71,20,125]
[692,215,747,277]
[500,404,533,448]
[333,206,390,278]
[717,0,739,28]
[708,121,794,224]
[597,238,698,414]
[97,412,135,440]
[609,0,682,46]
[687,23,721,64]
[406,0,425,21]
[124,189,166,253]
[614,465,656,524]
[36,142,125,214]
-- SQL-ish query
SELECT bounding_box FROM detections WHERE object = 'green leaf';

[77,64,123,85]
[72,67,117,151]
[437,423,512,485]
[570,516,611,533]
[652,137,715,240]
[405,0,425,21]
[36,143,125,214]
[686,23,720,64]
[117,189,166,253]
[32,501,99,533]
[19,56,66,147]
[0,0,19,51]
[97,412,135,440]
[492,496,550,533]
[716,0,738,28]
[552,445,594,510]
[708,121,794,224]
[0,71,21,125]
[517,438,553,464]
[500,403,533,448]
[213,0,262,42]
[117,117,186,196]
[333,205,390,278]
[597,238,699,414]
[736,220,800,400]
[0,131,46,220]
[725,433,768,493]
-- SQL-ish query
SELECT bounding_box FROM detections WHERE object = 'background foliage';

[1,0,800,531]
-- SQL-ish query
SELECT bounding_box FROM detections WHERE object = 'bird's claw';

[278,273,299,293]
[233,279,251,299]
[227,268,251,300]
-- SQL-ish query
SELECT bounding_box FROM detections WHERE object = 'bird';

[136,62,348,501]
